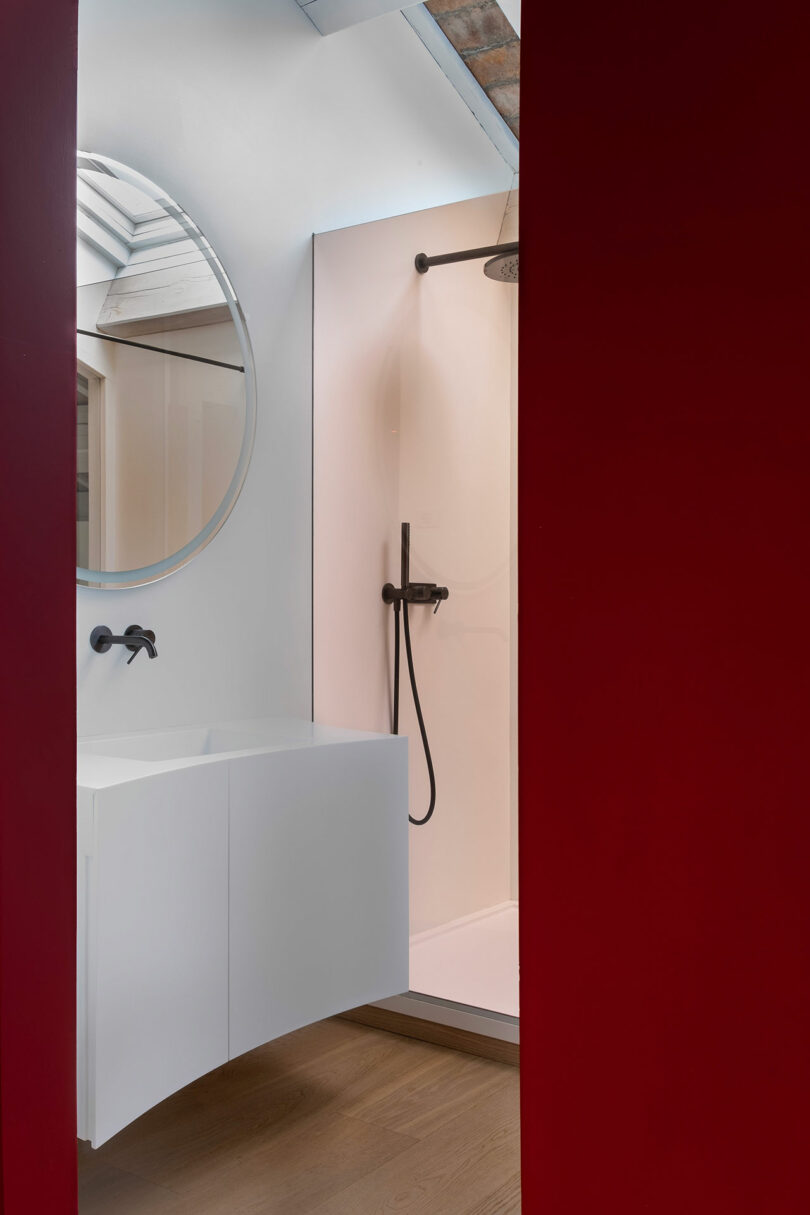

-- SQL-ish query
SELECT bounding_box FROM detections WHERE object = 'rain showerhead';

[487,183,519,282]
[484,251,519,283]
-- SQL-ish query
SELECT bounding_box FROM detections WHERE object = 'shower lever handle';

[433,587,449,613]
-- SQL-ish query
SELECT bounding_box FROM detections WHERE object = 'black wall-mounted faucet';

[90,625,158,664]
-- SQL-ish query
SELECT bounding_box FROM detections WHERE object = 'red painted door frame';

[0,3,79,1212]
[519,1,810,1210]
[3,1,810,1212]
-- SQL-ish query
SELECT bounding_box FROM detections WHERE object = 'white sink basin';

[81,726,276,762]
[78,717,383,776]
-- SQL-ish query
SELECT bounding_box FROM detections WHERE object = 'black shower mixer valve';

[382,581,450,613]
[408,582,450,612]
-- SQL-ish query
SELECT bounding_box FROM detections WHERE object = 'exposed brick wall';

[426,0,520,137]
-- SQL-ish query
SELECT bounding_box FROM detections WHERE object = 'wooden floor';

[78,1017,521,1214]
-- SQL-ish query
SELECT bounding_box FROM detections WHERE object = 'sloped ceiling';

[294,0,519,153]
[425,1,519,137]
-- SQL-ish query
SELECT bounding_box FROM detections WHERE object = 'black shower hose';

[392,600,436,826]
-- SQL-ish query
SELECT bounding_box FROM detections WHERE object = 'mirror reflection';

[76,155,253,587]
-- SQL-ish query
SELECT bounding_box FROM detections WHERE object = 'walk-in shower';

[314,189,518,1043]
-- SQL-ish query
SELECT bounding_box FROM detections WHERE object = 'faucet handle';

[433,587,449,614]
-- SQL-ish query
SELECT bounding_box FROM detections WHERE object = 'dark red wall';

[0,3,78,1212]
[519,1,810,1210]
[2,0,809,1210]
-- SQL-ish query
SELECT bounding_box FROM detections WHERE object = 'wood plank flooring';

[78,1016,521,1215]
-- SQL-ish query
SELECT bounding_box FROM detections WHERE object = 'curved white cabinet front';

[77,719,408,1148]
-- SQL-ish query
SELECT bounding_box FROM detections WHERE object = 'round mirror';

[76,153,255,588]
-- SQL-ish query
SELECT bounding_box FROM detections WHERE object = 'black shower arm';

[414,241,518,274]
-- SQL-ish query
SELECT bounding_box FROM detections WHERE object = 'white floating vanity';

[77,718,408,1147]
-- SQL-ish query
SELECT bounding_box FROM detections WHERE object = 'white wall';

[76,0,511,736]
[313,193,517,934]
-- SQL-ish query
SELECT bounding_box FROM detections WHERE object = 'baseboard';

[374,991,519,1044]
[338,1004,520,1066]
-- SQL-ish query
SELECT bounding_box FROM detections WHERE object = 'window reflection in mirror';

[76,154,254,588]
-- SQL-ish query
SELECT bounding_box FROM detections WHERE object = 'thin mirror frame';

[76,152,257,590]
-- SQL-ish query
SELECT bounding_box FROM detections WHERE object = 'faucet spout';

[124,629,158,662]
